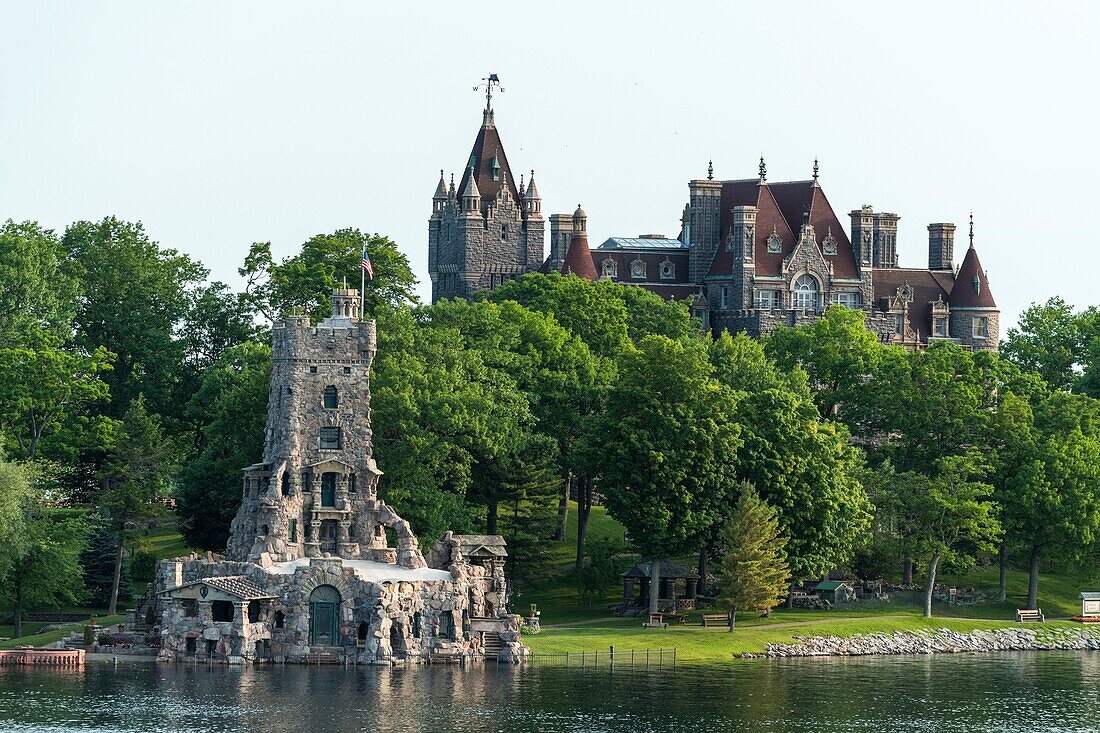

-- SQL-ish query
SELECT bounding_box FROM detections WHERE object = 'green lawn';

[523,609,1081,661]
[0,615,125,650]
[140,529,193,560]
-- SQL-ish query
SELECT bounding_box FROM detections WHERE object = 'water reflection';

[1,653,1098,733]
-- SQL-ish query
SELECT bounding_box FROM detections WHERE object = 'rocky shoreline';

[758,626,1100,658]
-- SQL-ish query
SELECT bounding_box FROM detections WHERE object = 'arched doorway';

[309,585,341,646]
[320,472,338,507]
[357,621,369,648]
[390,621,407,658]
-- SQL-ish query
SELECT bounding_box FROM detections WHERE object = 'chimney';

[927,222,956,271]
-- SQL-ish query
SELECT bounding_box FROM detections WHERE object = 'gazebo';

[621,561,699,611]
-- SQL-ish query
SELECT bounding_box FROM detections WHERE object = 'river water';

[1,653,1098,732]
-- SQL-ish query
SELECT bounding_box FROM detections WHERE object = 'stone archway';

[309,584,341,646]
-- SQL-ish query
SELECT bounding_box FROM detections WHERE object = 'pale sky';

[2,1,1097,333]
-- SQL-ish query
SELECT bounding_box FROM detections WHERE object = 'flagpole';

[360,250,365,319]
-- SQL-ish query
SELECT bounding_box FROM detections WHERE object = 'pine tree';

[715,484,791,631]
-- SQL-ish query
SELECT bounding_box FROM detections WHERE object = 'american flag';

[360,247,374,280]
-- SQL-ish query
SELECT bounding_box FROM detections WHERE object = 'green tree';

[596,335,743,613]
[765,305,883,418]
[98,396,177,614]
[0,460,90,637]
[1002,392,1100,609]
[240,230,417,323]
[1001,297,1086,391]
[710,332,872,582]
[63,217,207,420]
[885,455,1002,617]
[0,220,77,348]
[715,484,791,630]
[574,537,628,607]
[0,336,113,459]
[370,308,529,541]
[176,342,270,550]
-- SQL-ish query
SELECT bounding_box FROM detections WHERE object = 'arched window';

[792,275,819,310]
[274,610,285,629]
[601,259,617,278]
[281,471,290,497]
[357,621,369,647]
[323,386,338,409]
[630,259,646,279]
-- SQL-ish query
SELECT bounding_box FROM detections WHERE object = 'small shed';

[814,581,854,605]
[1080,592,1100,617]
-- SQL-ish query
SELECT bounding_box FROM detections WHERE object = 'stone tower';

[226,287,424,569]
[427,96,544,303]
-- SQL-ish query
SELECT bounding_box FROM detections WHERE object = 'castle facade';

[429,100,999,350]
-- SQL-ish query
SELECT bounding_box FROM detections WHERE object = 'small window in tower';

[309,366,318,374]
[274,610,285,629]
[281,471,290,496]
[323,386,338,409]
[289,519,297,543]
[349,473,357,493]
[501,224,509,242]
[491,156,500,181]
[720,286,728,309]
[343,366,351,374]
[973,316,989,338]
[320,427,342,450]
[934,318,948,337]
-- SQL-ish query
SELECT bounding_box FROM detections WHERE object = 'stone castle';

[155,289,523,664]
[428,91,999,351]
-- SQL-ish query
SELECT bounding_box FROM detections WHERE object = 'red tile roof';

[949,245,997,308]
[457,116,519,216]
[561,234,598,281]
[873,268,954,342]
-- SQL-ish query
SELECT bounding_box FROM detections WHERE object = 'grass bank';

[0,615,126,650]
[523,608,1079,661]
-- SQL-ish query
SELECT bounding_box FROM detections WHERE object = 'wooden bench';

[1016,608,1045,623]
[701,613,730,628]
[642,613,668,629]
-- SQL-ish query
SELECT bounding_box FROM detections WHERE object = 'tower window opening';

[320,427,342,450]
[323,386,338,409]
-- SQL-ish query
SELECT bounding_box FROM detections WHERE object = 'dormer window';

[323,386,338,409]
[491,156,501,182]
[973,276,981,295]
[602,259,617,278]
[630,259,646,279]
[822,232,838,256]
[659,260,675,280]
[766,231,782,254]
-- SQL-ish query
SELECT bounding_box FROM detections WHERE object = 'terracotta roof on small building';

[561,234,599,281]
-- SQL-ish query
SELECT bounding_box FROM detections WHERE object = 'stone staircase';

[481,633,504,660]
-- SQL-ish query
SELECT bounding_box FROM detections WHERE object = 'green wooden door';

[309,585,341,646]
[321,472,337,507]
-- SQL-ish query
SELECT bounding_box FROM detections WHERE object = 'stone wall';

[761,626,1100,658]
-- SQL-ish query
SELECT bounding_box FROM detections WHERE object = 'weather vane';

[473,73,504,109]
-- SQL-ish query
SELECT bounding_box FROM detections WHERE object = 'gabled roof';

[160,575,276,600]
[707,179,859,279]
[814,581,852,591]
[456,110,519,215]
[949,244,997,309]
[621,560,699,579]
[873,268,955,343]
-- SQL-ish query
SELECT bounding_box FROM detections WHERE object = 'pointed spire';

[969,211,975,248]
[759,156,767,183]
[519,172,525,197]
[707,159,714,181]
[449,172,456,196]
[524,170,540,199]
[812,158,819,183]
[433,169,447,199]
[462,167,481,198]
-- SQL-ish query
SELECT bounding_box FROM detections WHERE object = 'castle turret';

[560,205,597,281]
[948,215,998,350]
